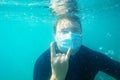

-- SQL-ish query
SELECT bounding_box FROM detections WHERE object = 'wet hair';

[54,15,82,34]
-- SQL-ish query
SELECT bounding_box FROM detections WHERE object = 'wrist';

[50,74,65,80]
[50,75,57,80]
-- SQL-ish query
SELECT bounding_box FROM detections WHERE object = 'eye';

[61,30,68,34]
[71,29,81,33]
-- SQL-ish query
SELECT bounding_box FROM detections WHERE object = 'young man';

[33,15,120,80]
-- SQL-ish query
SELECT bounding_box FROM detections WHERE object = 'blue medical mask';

[56,32,82,54]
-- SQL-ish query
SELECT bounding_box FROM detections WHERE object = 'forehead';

[56,19,80,31]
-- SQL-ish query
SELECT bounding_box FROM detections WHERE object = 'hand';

[50,42,71,80]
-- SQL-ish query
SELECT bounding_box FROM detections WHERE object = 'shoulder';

[79,45,110,62]
[33,48,51,80]
[35,48,50,67]
[79,45,100,56]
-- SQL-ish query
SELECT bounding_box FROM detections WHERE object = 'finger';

[50,42,56,59]
[61,54,66,61]
[66,48,71,60]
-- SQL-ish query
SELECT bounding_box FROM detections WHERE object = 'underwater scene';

[0,0,120,80]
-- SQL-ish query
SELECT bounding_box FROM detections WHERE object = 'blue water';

[0,0,120,80]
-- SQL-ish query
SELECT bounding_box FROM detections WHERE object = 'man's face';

[55,19,82,40]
